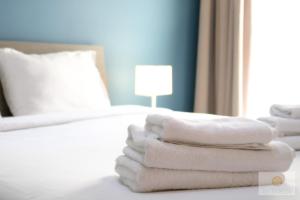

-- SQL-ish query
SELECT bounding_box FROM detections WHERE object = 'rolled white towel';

[270,104,300,119]
[258,116,300,137]
[145,114,275,145]
[126,125,295,172]
[115,156,284,192]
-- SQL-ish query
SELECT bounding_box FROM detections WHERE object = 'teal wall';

[0,0,199,111]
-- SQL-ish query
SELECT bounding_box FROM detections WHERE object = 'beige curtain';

[194,0,251,116]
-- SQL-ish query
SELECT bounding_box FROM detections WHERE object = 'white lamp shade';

[135,65,172,96]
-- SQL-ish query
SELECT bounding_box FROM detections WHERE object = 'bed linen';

[0,105,299,200]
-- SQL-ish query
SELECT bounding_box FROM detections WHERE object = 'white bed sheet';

[0,105,299,200]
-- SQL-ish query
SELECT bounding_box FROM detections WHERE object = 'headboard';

[0,40,107,116]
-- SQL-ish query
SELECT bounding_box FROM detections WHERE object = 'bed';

[0,41,299,200]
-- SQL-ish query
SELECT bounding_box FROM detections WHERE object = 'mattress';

[0,105,299,200]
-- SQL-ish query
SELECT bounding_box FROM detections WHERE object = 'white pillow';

[0,48,110,116]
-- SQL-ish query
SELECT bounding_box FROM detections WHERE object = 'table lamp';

[135,65,172,108]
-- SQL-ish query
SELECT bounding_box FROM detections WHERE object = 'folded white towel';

[115,156,283,192]
[270,104,300,119]
[258,116,300,137]
[131,124,272,150]
[276,136,300,150]
[145,114,275,145]
[126,125,295,172]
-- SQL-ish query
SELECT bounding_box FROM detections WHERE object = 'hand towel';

[126,125,295,172]
[145,114,274,145]
[276,136,300,150]
[258,116,300,136]
[115,156,283,192]
[270,104,300,119]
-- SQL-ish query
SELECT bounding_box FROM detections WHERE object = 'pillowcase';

[0,48,110,116]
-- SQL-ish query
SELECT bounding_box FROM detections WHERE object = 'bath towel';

[126,125,295,172]
[276,136,300,150]
[259,116,300,137]
[270,104,300,119]
[145,114,275,145]
[115,156,283,192]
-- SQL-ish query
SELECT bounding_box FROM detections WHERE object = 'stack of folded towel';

[116,114,295,192]
[259,104,300,150]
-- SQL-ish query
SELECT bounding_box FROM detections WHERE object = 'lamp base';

[151,96,157,108]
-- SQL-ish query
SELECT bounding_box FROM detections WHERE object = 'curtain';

[194,0,251,116]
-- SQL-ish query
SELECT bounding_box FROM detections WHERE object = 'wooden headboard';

[0,40,107,116]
